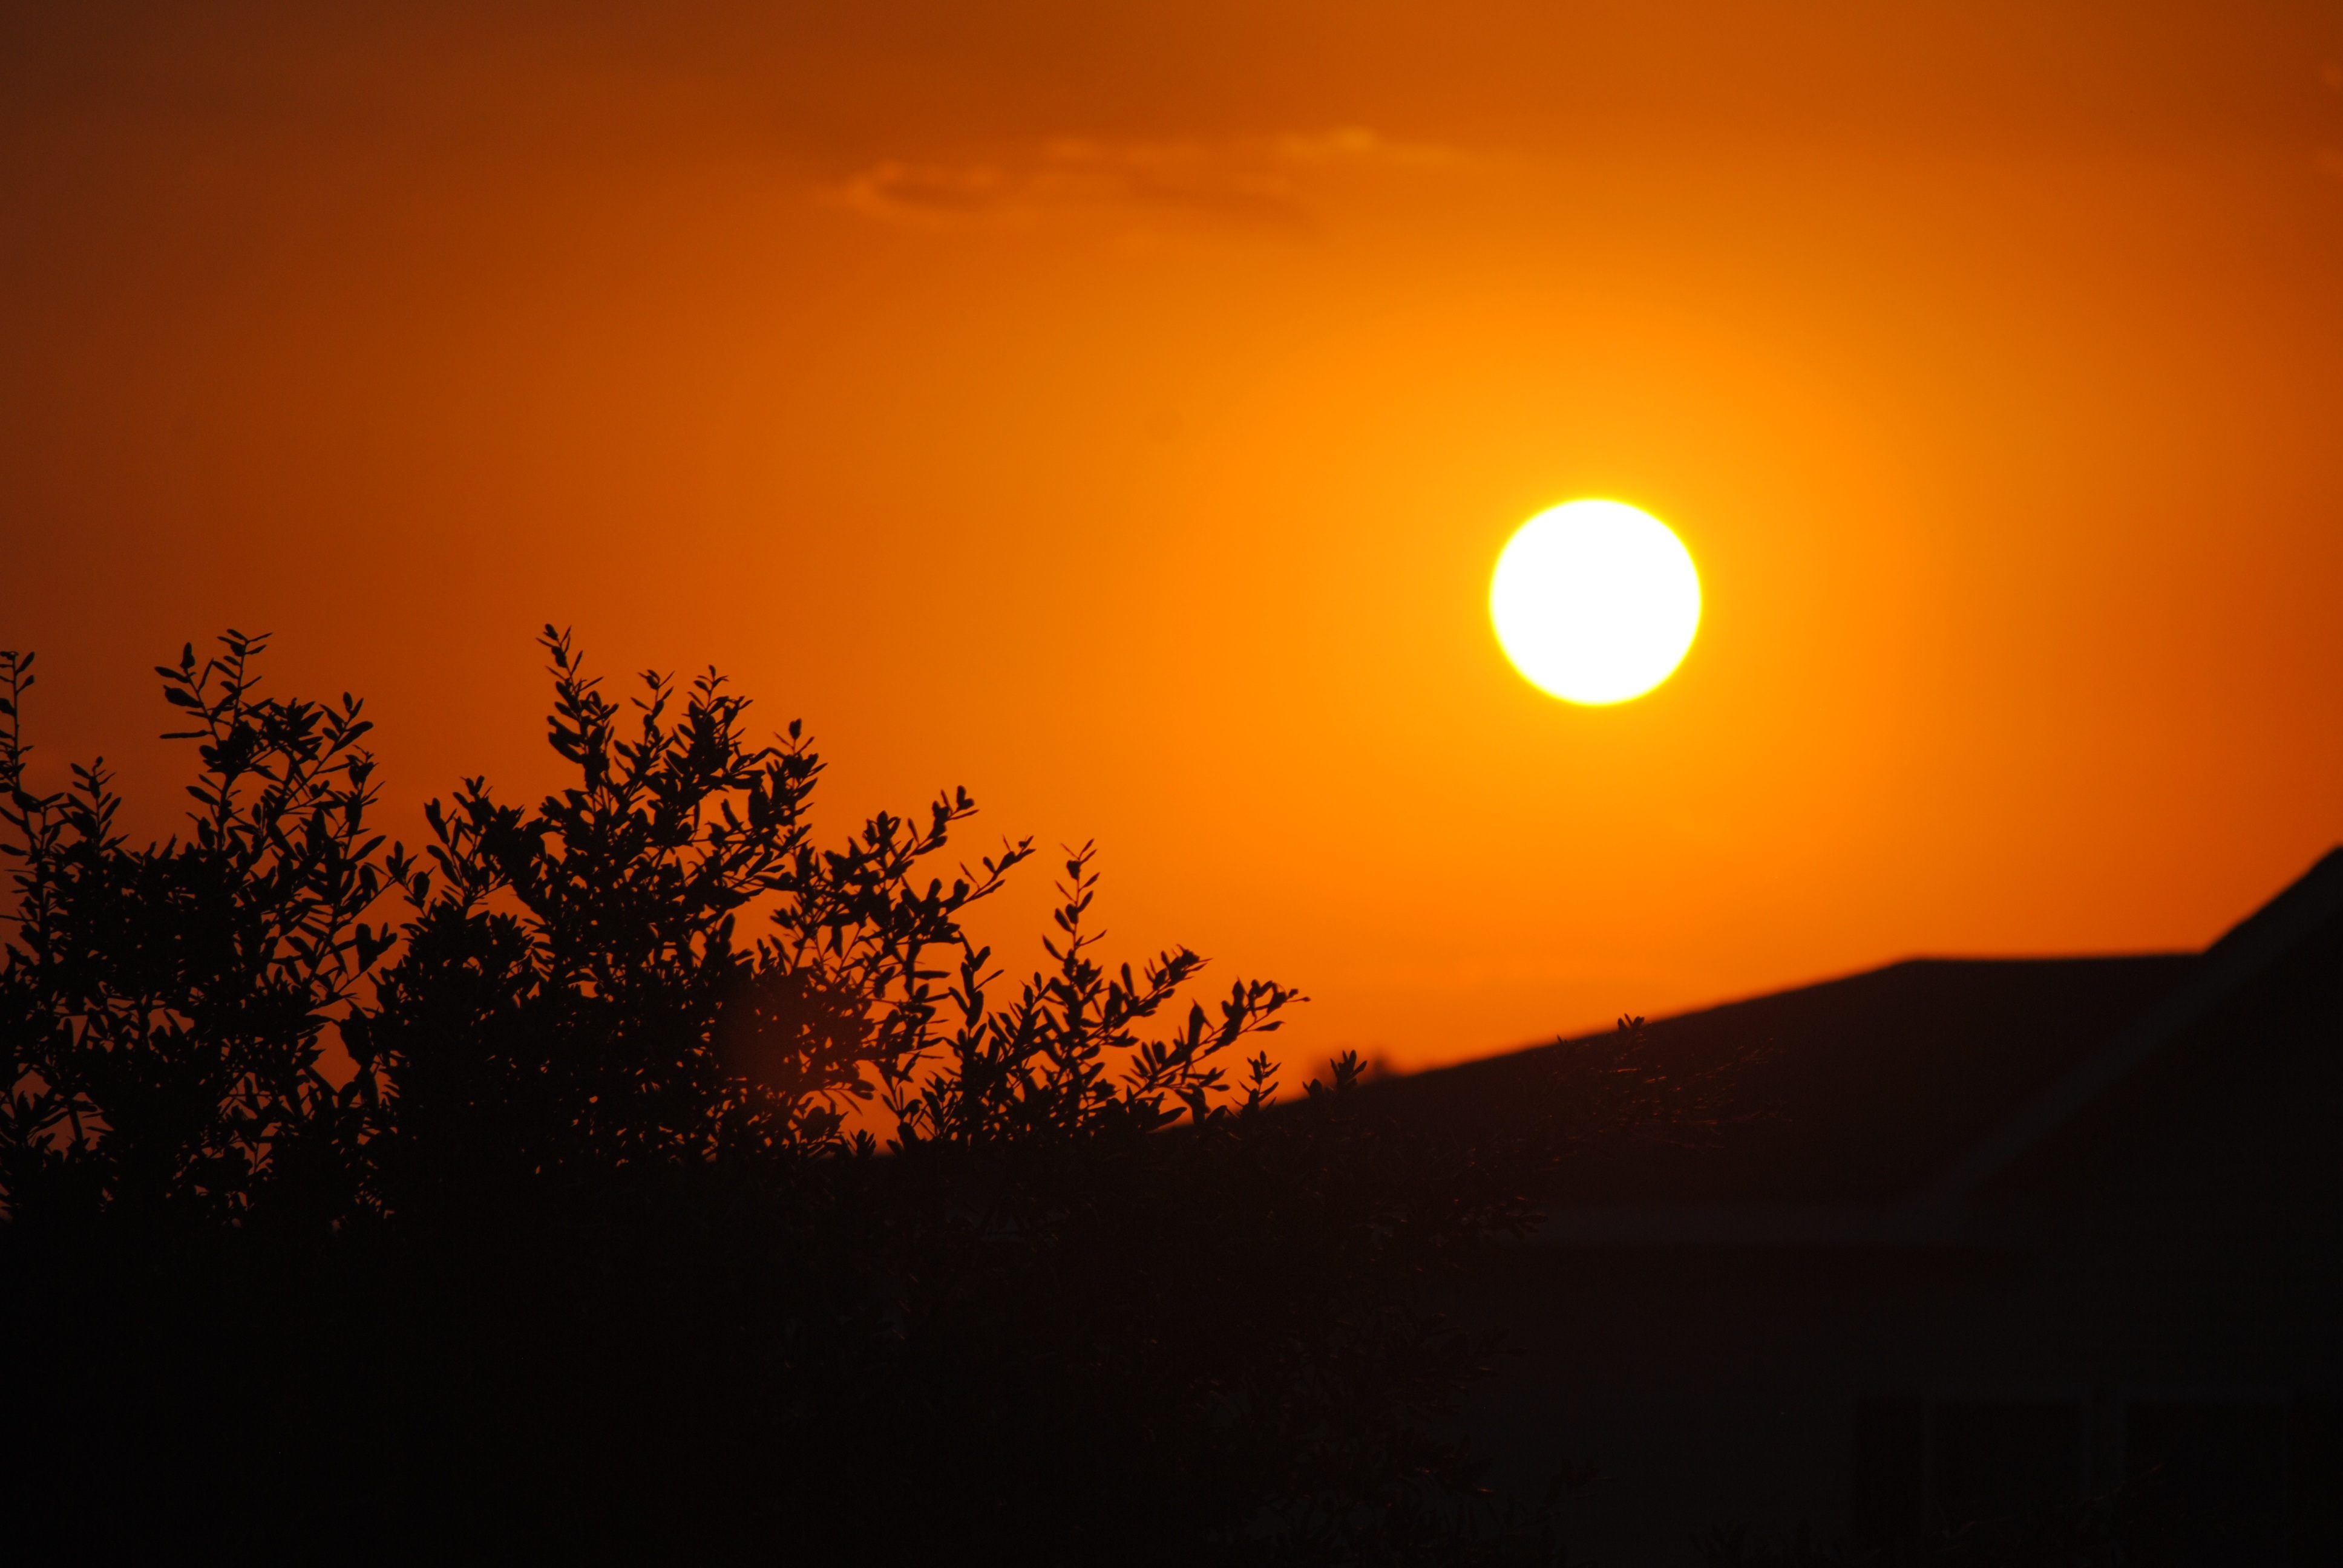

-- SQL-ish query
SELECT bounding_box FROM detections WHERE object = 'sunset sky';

[6,1,2342,1076]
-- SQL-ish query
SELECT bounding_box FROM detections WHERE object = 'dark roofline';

[1536,847,2343,1249]
[1907,845,2343,1215]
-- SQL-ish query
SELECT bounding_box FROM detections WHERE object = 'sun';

[1489,500,1702,705]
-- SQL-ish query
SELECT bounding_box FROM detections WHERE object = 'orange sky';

[6,1,2343,1075]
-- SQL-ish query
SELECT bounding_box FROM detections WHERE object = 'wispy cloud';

[832,128,1465,228]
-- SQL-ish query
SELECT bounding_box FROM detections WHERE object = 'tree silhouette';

[0,635,392,1233]
[2,629,1604,1564]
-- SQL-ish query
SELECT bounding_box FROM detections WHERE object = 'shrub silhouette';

[0,634,392,1233]
[2,630,1611,1564]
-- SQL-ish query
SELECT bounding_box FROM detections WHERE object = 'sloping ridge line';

[1533,848,2343,1248]
[1906,844,2343,1221]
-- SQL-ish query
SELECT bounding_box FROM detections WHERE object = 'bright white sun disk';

[1489,500,1701,705]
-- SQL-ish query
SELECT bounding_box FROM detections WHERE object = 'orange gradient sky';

[5,1,2342,1074]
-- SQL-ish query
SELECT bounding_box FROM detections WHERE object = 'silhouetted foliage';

[0,636,391,1235]
[1,630,1638,1564]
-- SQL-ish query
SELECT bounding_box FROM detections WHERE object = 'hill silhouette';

[1377,954,2194,1206]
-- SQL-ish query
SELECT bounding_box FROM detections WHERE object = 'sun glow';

[1489,500,1701,705]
